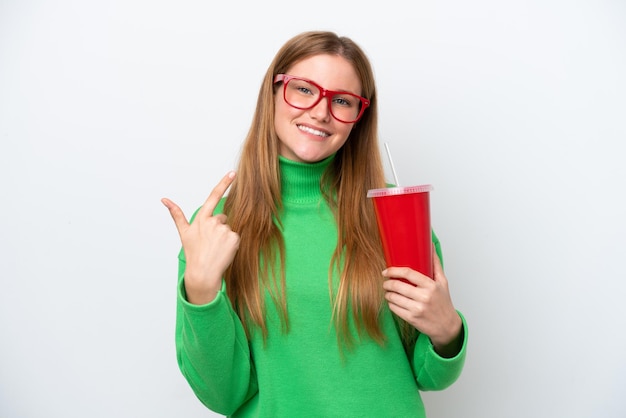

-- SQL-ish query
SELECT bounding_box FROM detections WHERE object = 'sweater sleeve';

[174,219,257,415]
[412,311,468,391]
[410,230,468,390]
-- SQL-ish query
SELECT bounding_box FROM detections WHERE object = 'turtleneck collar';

[279,154,335,204]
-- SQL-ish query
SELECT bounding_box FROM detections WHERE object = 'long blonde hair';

[223,31,390,347]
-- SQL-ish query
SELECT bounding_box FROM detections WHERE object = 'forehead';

[285,54,362,94]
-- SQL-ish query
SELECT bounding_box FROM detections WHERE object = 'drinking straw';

[384,142,400,187]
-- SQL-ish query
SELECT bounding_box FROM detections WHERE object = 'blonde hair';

[223,31,391,347]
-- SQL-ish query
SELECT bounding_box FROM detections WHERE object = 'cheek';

[273,100,297,143]
[337,124,354,142]
[274,95,300,123]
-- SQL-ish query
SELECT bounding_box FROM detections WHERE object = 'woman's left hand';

[382,251,463,357]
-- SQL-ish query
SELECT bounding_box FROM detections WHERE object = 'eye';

[332,94,355,108]
[296,86,314,95]
[289,80,317,96]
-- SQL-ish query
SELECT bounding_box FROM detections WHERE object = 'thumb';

[432,249,446,283]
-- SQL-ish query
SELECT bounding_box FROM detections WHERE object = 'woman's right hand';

[161,171,240,305]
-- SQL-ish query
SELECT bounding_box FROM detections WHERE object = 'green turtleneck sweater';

[175,156,467,417]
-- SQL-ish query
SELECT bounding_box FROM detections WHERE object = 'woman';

[162,30,467,417]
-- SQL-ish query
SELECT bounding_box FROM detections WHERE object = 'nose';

[308,95,331,122]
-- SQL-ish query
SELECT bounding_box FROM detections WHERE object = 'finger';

[383,267,431,287]
[385,291,414,313]
[214,213,228,224]
[385,297,421,329]
[432,251,447,284]
[382,273,413,293]
[197,171,236,218]
[161,197,190,236]
[384,284,425,322]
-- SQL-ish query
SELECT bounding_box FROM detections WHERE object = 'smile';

[297,124,330,138]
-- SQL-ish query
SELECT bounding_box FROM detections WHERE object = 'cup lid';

[367,185,433,198]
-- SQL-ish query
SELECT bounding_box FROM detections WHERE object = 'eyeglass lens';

[284,78,362,123]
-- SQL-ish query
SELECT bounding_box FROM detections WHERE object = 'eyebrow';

[291,75,361,96]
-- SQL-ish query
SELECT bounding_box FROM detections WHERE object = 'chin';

[296,152,331,163]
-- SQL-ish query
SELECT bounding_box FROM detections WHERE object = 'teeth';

[298,125,329,137]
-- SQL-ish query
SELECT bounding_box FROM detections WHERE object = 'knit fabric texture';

[175,155,467,417]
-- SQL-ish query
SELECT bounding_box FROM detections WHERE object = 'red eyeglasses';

[274,74,370,123]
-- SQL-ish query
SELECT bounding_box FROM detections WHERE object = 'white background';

[1,1,625,417]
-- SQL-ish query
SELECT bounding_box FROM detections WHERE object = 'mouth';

[297,124,330,138]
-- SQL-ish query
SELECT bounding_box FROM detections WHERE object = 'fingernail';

[228,171,236,179]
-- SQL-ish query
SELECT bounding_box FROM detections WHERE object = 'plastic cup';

[367,185,434,283]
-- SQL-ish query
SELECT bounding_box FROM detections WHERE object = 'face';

[274,54,363,163]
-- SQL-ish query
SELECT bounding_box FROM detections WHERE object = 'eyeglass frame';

[273,74,371,123]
